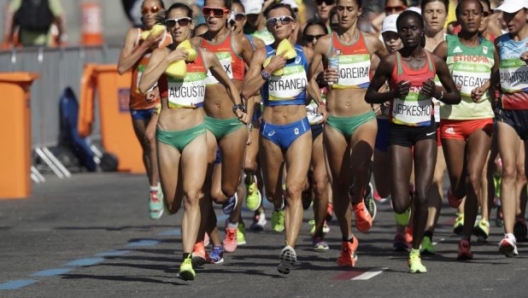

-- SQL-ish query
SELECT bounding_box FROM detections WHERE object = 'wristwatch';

[261,69,271,80]
[233,103,246,115]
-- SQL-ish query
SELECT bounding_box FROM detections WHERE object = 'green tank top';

[440,34,494,120]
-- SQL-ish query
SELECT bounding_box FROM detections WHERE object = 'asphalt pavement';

[0,173,527,298]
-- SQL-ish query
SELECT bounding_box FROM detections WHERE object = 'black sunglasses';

[305,34,325,42]
[165,17,192,27]
[266,15,294,26]
[316,0,335,5]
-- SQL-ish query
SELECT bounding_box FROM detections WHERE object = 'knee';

[184,190,202,206]
[313,175,329,199]
[221,183,237,198]
[286,183,303,200]
[467,172,482,191]
[502,166,517,181]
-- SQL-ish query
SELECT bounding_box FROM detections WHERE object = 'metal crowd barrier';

[0,45,122,180]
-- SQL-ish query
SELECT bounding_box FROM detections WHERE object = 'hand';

[471,86,485,102]
[392,80,411,98]
[145,88,159,103]
[167,47,189,63]
[235,109,250,124]
[420,79,436,98]
[372,104,382,116]
[323,68,339,84]
[317,104,328,123]
[266,52,287,73]
[521,51,528,65]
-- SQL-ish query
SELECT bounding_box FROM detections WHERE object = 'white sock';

[227,222,238,229]
[150,186,157,192]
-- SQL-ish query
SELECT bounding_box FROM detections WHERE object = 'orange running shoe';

[337,237,358,267]
[192,241,210,267]
[353,201,372,232]
[405,226,413,244]
[457,239,473,260]
[223,228,238,253]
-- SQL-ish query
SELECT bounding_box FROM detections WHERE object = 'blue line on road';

[65,258,104,267]
[158,229,181,236]
[95,250,131,257]
[31,268,73,277]
[125,240,161,247]
[0,279,37,290]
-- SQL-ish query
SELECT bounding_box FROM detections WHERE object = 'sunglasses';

[165,17,192,27]
[202,7,230,18]
[384,5,406,13]
[305,34,325,42]
[141,6,160,15]
[266,15,294,26]
[316,0,335,5]
[233,12,246,21]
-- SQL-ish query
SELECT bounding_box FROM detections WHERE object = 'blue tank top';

[261,44,308,107]
[246,34,256,51]
[497,34,528,110]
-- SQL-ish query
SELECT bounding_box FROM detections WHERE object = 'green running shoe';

[272,209,285,233]
[179,257,195,281]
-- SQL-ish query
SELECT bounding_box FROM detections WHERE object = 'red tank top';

[388,50,436,126]
[331,31,371,89]
[199,32,245,83]
[130,28,173,110]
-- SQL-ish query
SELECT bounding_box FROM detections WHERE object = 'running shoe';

[353,201,373,232]
[373,189,388,203]
[496,206,504,228]
[337,237,358,267]
[237,222,246,246]
[277,246,297,274]
[408,250,427,273]
[420,235,435,255]
[393,234,409,252]
[453,213,464,235]
[179,256,195,281]
[271,209,285,233]
[457,239,473,260]
[309,219,330,235]
[499,234,518,257]
[473,218,490,242]
[514,217,528,241]
[209,246,224,264]
[447,189,462,208]
[250,211,267,231]
[149,191,164,220]
[222,193,238,215]
[326,203,334,222]
[312,235,330,252]
[191,241,210,267]
[364,183,377,220]
[245,180,262,212]
[223,227,237,253]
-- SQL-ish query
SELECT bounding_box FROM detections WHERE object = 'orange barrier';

[0,72,39,199]
[81,2,104,46]
[79,64,145,173]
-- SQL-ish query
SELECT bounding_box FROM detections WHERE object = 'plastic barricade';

[79,64,144,173]
[0,72,39,198]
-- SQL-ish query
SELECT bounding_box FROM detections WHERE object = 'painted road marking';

[31,269,72,277]
[125,240,160,247]
[65,258,104,267]
[0,279,37,290]
[95,250,131,257]
[351,267,388,280]
[332,267,388,281]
